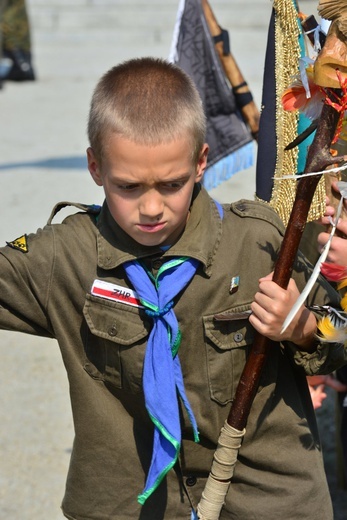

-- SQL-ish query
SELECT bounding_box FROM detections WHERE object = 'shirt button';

[152,258,163,270]
[233,332,243,343]
[108,324,118,336]
[186,475,197,487]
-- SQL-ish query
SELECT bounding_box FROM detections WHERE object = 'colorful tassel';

[317,315,347,342]
[281,64,325,121]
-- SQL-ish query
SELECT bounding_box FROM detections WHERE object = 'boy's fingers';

[317,231,330,248]
[253,285,284,310]
[258,272,274,283]
[258,278,299,302]
[317,385,327,401]
[250,300,269,324]
[324,204,335,216]
[317,216,332,226]
[249,309,272,333]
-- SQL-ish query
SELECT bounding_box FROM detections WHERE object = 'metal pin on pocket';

[229,276,240,294]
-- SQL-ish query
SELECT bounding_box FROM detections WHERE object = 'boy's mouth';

[137,222,166,233]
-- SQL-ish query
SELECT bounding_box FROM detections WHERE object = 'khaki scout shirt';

[0,185,345,520]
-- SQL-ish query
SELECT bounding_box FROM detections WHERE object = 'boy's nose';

[139,191,164,219]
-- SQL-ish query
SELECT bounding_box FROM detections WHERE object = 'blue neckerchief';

[123,256,200,504]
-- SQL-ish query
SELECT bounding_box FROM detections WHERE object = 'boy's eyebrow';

[160,172,191,182]
[112,172,192,183]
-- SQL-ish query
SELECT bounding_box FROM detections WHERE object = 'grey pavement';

[0,1,319,519]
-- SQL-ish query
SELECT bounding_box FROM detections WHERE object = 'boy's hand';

[249,273,317,351]
[307,381,327,409]
[318,223,347,264]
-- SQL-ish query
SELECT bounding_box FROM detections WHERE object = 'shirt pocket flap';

[202,305,254,404]
[83,294,150,345]
[203,306,254,350]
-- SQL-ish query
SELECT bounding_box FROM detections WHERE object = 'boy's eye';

[115,179,187,191]
[118,184,139,190]
[162,181,185,190]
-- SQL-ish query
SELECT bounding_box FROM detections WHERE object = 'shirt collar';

[96,184,223,277]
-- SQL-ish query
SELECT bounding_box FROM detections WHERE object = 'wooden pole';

[227,98,341,429]
[201,0,260,140]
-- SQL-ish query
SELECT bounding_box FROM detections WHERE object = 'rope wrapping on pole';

[197,423,245,520]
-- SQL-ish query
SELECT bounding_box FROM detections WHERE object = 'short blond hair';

[87,57,206,165]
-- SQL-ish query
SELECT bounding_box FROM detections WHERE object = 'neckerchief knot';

[144,299,174,318]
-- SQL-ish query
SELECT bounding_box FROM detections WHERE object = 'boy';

[0,57,346,520]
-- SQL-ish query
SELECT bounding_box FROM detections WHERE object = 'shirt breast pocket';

[203,306,254,405]
[83,294,151,393]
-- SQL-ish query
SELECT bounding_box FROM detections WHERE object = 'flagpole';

[201,0,260,140]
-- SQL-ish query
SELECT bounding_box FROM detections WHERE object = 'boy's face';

[87,134,208,247]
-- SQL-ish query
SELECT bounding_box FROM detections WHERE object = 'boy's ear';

[87,147,103,186]
[195,143,209,183]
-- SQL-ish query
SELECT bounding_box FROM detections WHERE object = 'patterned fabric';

[170,0,254,188]
[255,0,326,225]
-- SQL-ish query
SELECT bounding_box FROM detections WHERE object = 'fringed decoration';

[203,141,255,191]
